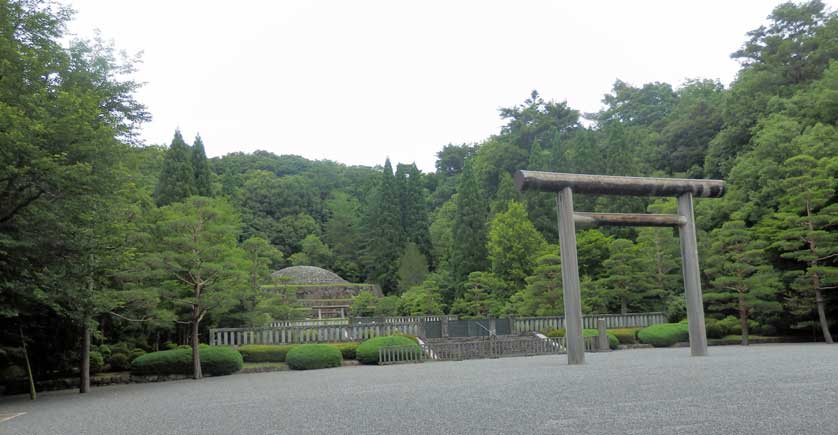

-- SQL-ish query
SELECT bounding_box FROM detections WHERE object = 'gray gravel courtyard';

[1,343,836,435]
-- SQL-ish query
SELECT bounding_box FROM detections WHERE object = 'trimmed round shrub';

[130,348,146,360]
[609,328,639,344]
[286,344,342,370]
[163,342,178,350]
[131,346,243,376]
[356,336,420,365]
[637,323,690,347]
[704,318,725,339]
[540,328,617,349]
[89,351,105,373]
[331,342,359,360]
[109,353,132,371]
[238,344,297,363]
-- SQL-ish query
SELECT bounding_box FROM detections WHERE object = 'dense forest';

[1,0,836,385]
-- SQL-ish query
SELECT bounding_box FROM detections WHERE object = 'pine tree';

[596,238,663,314]
[364,159,403,293]
[450,160,489,284]
[762,154,837,343]
[450,272,506,318]
[154,130,195,206]
[191,134,213,196]
[511,254,564,316]
[704,220,782,345]
[396,163,432,263]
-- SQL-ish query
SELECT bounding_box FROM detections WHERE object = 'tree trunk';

[814,287,833,344]
[738,290,748,346]
[191,306,202,379]
[19,327,36,400]
[80,322,91,393]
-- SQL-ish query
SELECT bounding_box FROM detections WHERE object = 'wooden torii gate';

[514,171,725,364]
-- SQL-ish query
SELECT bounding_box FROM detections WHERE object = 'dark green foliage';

[89,351,105,373]
[541,328,618,349]
[637,323,690,347]
[191,134,213,196]
[450,161,488,283]
[238,344,297,362]
[356,336,420,365]
[286,344,342,370]
[108,353,131,371]
[131,347,243,376]
[609,328,640,344]
[364,159,403,293]
[331,342,359,360]
[154,130,195,206]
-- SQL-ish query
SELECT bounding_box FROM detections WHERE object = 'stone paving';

[1,343,836,434]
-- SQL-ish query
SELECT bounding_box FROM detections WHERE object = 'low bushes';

[286,344,342,370]
[331,342,359,360]
[89,351,105,373]
[238,345,297,363]
[637,323,690,347]
[356,336,420,364]
[131,346,243,376]
[108,353,132,371]
[541,328,618,350]
[609,328,640,344]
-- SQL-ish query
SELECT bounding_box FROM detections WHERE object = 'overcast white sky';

[63,1,836,172]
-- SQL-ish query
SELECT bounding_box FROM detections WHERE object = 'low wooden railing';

[210,322,422,346]
[511,312,666,333]
[378,345,426,365]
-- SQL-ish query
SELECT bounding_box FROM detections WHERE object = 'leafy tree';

[323,192,363,281]
[490,172,520,215]
[222,236,283,328]
[450,160,489,284]
[373,296,401,317]
[191,134,213,196]
[636,227,681,294]
[143,197,247,379]
[704,221,783,344]
[154,130,195,206]
[487,201,546,290]
[289,235,334,269]
[399,274,445,315]
[350,291,378,317]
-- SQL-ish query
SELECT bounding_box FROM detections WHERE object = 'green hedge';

[238,344,297,363]
[356,336,420,364]
[131,346,243,376]
[331,342,359,360]
[541,328,618,350]
[109,353,132,371]
[637,323,690,347]
[609,328,640,344]
[286,344,342,370]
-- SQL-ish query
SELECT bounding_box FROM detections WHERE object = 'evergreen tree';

[450,160,489,285]
[364,159,403,293]
[396,163,432,262]
[510,254,563,316]
[490,172,520,215]
[450,272,506,318]
[761,154,837,343]
[595,238,662,314]
[704,221,783,345]
[487,201,547,290]
[398,242,429,291]
[191,134,213,196]
[154,130,195,206]
[289,235,334,269]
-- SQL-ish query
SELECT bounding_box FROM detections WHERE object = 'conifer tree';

[487,201,547,290]
[596,238,662,314]
[704,221,782,345]
[153,130,195,206]
[510,254,563,316]
[396,163,432,262]
[191,134,213,196]
[450,160,489,284]
[364,159,403,293]
[490,172,520,215]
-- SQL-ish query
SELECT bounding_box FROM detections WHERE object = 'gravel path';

[1,343,836,435]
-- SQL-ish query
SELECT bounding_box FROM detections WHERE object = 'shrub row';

[609,328,640,344]
[238,344,297,363]
[286,344,343,370]
[131,345,243,376]
[637,323,690,347]
[541,328,619,350]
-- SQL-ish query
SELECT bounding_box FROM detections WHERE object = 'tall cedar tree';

[191,134,213,196]
[450,160,489,286]
[704,221,782,345]
[396,163,432,264]
[154,130,195,206]
[365,159,403,293]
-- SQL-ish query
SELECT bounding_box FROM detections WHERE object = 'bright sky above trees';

[62,0,837,171]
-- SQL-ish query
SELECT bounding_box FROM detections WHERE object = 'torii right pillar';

[515,171,725,364]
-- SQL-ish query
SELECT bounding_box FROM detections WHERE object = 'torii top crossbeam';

[514,170,725,198]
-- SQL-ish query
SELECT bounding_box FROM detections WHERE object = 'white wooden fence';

[511,312,666,333]
[210,322,422,346]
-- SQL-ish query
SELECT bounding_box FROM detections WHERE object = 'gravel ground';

[1,343,836,435]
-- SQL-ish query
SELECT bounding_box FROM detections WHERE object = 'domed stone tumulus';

[271,265,349,285]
